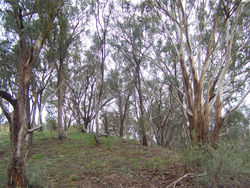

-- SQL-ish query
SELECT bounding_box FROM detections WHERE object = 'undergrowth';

[181,139,250,187]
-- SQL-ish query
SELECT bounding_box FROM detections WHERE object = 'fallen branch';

[165,173,193,188]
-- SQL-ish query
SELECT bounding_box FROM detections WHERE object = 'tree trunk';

[95,77,100,134]
[82,120,88,133]
[58,59,67,140]
[212,96,224,143]
[103,114,109,135]
[38,94,44,131]
[25,87,33,146]
[135,63,147,146]
[119,97,124,138]
[119,92,131,138]
[8,101,29,187]
[1,57,33,187]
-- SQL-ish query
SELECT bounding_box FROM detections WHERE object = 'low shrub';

[181,140,250,187]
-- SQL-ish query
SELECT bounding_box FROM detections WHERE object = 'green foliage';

[182,144,212,168]
[220,108,250,142]
[226,109,249,128]
[35,0,59,35]
[181,140,250,187]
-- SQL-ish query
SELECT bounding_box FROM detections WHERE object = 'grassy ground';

[0,130,193,188]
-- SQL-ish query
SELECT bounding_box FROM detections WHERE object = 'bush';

[181,140,250,187]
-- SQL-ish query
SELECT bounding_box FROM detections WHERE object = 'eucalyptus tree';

[108,66,133,138]
[66,45,113,133]
[148,0,250,144]
[46,0,89,139]
[110,1,160,146]
[29,46,57,133]
[0,0,64,186]
[67,58,97,132]
[148,33,191,145]
[91,0,114,134]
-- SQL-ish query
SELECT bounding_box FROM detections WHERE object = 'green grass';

[0,131,10,187]
[0,129,187,187]
[1,128,247,187]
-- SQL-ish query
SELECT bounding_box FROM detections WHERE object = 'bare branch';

[166,173,193,188]
[171,92,192,116]
[27,125,42,133]
[22,10,37,17]
[0,90,16,107]
[0,98,12,124]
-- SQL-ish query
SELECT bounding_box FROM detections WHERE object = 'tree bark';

[0,2,65,185]
[119,92,131,138]
[135,63,147,146]
[0,90,29,187]
[58,58,67,140]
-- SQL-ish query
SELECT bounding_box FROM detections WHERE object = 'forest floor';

[1,130,194,188]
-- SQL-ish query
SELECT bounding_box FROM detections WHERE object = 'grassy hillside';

[1,129,249,187]
[0,130,193,188]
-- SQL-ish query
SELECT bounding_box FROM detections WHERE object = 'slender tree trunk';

[118,97,124,137]
[95,76,99,134]
[119,117,125,138]
[119,92,131,138]
[135,64,147,146]
[102,114,109,135]
[25,87,33,146]
[58,59,67,140]
[82,119,88,133]
[94,94,99,134]
[38,94,43,131]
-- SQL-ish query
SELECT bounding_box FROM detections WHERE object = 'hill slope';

[0,131,193,187]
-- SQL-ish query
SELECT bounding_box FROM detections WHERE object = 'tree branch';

[0,98,12,124]
[27,125,42,133]
[223,90,250,121]
[0,90,16,107]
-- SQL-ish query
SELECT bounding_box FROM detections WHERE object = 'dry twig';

[165,173,193,188]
